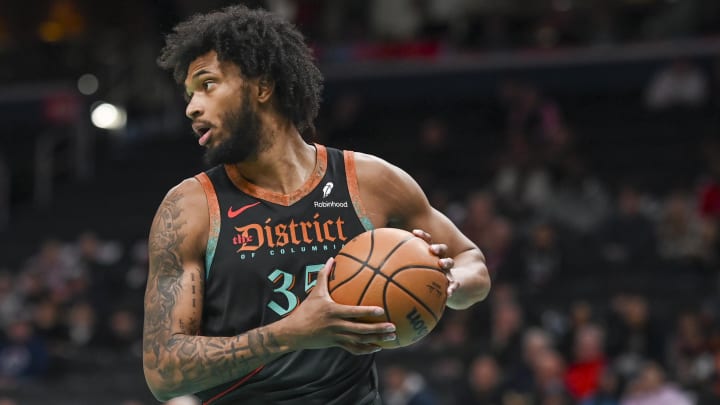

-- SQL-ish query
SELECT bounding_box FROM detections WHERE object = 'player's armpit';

[142,180,292,401]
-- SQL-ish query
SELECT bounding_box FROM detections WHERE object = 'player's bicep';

[144,181,207,357]
[381,163,476,257]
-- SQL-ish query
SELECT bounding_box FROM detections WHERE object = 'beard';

[203,87,265,166]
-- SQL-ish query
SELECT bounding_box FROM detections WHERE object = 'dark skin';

[143,51,491,401]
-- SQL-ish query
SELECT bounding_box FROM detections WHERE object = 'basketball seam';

[385,272,444,323]
[389,264,445,274]
[355,230,380,306]
[328,230,378,295]
[356,234,415,320]
[329,252,378,294]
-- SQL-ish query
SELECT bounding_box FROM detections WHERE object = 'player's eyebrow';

[184,69,215,101]
[191,68,213,80]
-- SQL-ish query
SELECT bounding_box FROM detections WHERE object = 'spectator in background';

[697,350,720,405]
[541,154,610,235]
[506,327,555,397]
[24,239,76,298]
[382,364,437,405]
[124,239,150,313]
[65,301,102,349]
[15,271,47,308]
[606,295,666,379]
[423,312,470,400]
[559,301,595,360]
[667,311,713,391]
[479,216,515,281]
[493,132,553,221]
[105,308,142,356]
[0,317,49,388]
[31,299,68,357]
[489,300,525,370]
[697,139,720,220]
[520,221,564,292]
[532,350,572,405]
[456,354,504,405]
[565,324,608,401]
[461,191,497,251]
[581,368,621,405]
[499,81,568,158]
[656,190,711,265]
[597,184,657,270]
[646,59,708,110]
[75,231,125,315]
[620,362,692,405]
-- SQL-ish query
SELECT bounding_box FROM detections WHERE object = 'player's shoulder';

[351,151,414,188]
[155,176,209,224]
[152,177,209,250]
[163,177,206,205]
[351,151,402,178]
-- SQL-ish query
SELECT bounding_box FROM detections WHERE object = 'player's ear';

[256,76,274,104]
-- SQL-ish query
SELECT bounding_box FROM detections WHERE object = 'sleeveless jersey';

[193,145,378,405]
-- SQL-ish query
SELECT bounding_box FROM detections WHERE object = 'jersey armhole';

[194,173,221,279]
[343,150,374,231]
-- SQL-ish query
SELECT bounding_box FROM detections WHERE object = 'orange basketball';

[328,228,449,348]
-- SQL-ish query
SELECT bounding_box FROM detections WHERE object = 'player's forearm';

[143,324,291,401]
[446,248,491,309]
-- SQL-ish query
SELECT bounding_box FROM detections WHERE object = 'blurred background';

[1,0,720,404]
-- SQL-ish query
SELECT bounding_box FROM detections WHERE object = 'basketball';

[328,228,449,348]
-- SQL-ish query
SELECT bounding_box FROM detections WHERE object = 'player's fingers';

[439,257,454,271]
[333,303,385,319]
[312,257,334,297]
[332,319,396,335]
[430,243,448,257]
[412,229,432,243]
[447,283,458,297]
[447,273,459,297]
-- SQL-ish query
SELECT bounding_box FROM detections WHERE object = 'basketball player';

[143,6,490,405]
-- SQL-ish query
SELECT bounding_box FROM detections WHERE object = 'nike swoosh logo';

[227,202,261,218]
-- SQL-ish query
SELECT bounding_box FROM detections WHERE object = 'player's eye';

[202,80,216,91]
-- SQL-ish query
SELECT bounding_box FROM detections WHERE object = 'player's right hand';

[277,257,397,355]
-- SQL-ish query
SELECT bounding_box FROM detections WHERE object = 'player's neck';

[230,125,316,195]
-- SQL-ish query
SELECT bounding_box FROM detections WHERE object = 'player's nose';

[186,98,203,120]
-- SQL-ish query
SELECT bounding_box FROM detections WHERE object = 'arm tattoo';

[144,189,186,370]
[143,188,286,398]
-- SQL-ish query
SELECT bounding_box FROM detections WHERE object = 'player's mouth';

[192,121,214,146]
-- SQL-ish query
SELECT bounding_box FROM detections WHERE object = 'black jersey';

[193,145,379,405]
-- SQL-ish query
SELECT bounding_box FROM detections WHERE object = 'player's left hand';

[412,229,459,298]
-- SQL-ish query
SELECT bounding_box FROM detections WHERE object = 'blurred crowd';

[3,0,720,85]
[370,59,720,404]
[0,232,150,403]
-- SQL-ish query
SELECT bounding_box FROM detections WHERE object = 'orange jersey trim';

[223,144,328,207]
[195,172,221,279]
[344,150,373,231]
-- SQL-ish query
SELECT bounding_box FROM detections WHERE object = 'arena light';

[90,102,126,130]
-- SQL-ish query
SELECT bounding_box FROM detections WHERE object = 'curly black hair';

[158,5,323,134]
